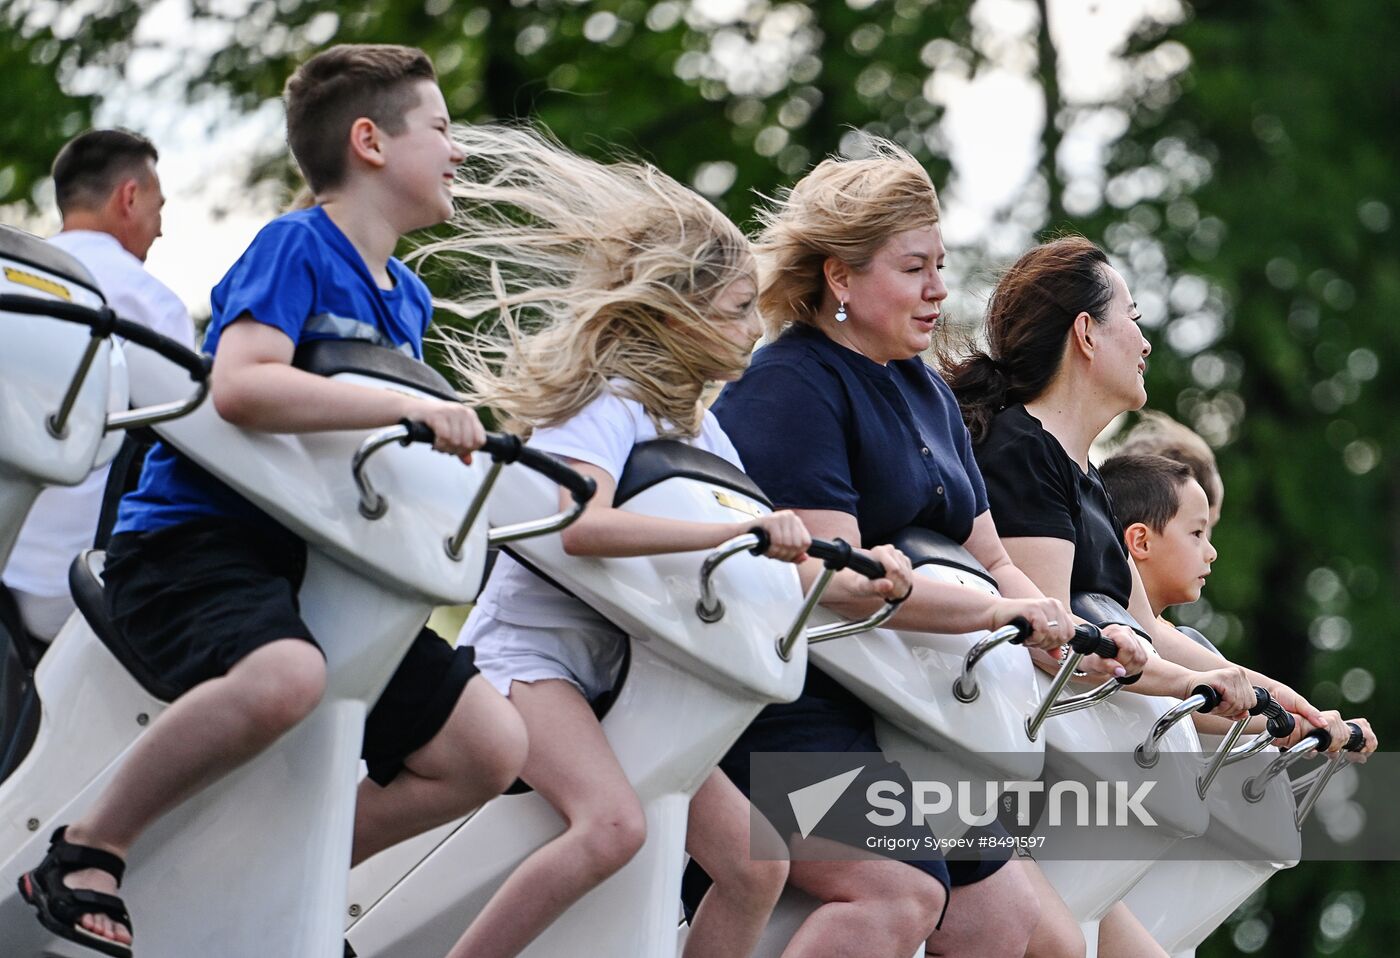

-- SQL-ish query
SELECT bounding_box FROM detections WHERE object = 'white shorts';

[461,607,626,703]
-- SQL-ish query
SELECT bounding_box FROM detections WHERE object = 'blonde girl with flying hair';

[421,125,914,958]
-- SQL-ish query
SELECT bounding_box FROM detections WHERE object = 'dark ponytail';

[945,236,1113,442]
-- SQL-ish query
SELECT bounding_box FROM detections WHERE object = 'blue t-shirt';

[712,323,989,547]
[114,207,435,534]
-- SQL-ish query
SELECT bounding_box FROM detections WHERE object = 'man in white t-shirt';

[2,129,194,640]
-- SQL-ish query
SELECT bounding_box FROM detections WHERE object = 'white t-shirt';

[472,386,744,631]
[2,231,194,598]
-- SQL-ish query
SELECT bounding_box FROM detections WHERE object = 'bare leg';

[1022,858,1086,958]
[783,846,946,958]
[925,857,1042,957]
[683,769,788,958]
[1098,901,1168,958]
[444,679,646,958]
[352,675,526,865]
[60,639,326,947]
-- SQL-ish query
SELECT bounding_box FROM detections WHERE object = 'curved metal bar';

[1291,763,1327,798]
[1024,650,1127,742]
[48,334,106,438]
[1243,738,1321,803]
[1223,730,1276,766]
[1193,716,1252,795]
[1294,752,1352,829]
[694,533,765,623]
[804,599,900,646]
[352,423,414,519]
[444,461,503,558]
[952,622,1027,703]
[1136,692,1213,769]
[106,378,210,433]
[486,498,587,546]
[775,566,836,663]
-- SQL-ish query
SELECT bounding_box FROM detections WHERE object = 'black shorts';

[103,516,478,786]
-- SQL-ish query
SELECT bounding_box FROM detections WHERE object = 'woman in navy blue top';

[683,140,1092,958]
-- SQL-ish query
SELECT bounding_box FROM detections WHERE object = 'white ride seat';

[0,341,576,958]
[344,440,892,958]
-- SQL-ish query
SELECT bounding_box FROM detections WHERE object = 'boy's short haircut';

[1116,411,1222,508]
[284,43,437,194]
[1100,453,1194,535]
[51,129,159,215]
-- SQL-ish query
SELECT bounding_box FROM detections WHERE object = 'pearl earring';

[835,301,848,323]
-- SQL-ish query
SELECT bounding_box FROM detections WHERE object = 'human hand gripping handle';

[1185,665,1255,719]
[397,419,597,505]
[988,597,1073,652]
[400,401,486,461]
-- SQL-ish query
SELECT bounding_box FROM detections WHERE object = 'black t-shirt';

[973,404,1133,606]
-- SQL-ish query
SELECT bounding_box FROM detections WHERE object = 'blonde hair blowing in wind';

[414,125,757,438]
[754,134,940,340]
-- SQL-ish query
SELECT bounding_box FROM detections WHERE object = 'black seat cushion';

[68,551,177,702]
[291,339,458,402]
[615,440,770,507]
[1071,592,1153,645]
[0,225,104,300]
[889,526,998,589]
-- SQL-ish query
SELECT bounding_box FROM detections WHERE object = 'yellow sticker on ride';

[712,489,763,518]
[4,267,71,301]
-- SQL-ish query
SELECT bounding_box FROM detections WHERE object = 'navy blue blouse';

[713,323,988,546]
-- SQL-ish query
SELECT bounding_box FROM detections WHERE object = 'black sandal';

[17,826,133,958]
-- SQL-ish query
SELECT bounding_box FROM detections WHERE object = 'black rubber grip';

[110,315,210,380]
[397,421,596,504]
[1344,722,1365,752]
[1069,623,1118,658]
[0,293,210,380]
[512,447,596,504]
[1307,728,1333,752]
[1192,684,1223,713]
[807,538,887,581]
[1248,687,1296,738]
[746,527,772,556]
[399,419,437,445]
[1006,616,1032,644]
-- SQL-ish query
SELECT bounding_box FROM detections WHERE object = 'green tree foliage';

[1081,2,1398,954]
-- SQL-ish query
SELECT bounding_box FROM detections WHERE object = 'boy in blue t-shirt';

[21,45,528,955]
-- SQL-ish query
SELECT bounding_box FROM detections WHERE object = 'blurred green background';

[3,1,1395,954]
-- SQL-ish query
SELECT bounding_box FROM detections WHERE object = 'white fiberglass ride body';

[345,441,893,958]
[1125,718,1366,958]
[0,228,127,565]
[0,225,208,784]
[747,530,1046,958]
[1032,594,1209,958]
[0,340,572,958]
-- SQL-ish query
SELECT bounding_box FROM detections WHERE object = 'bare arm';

[210,318,484,455]
[1001,534,1253,714]
[794,509,1070,644]
[555,462,814,562]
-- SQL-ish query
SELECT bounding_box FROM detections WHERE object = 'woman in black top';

[948,236,1326,956]
[686,139,1122,958]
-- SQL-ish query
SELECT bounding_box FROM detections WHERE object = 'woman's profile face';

[1093,265,1152,412]
[711,275,761,379]
[842,225,948,363]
